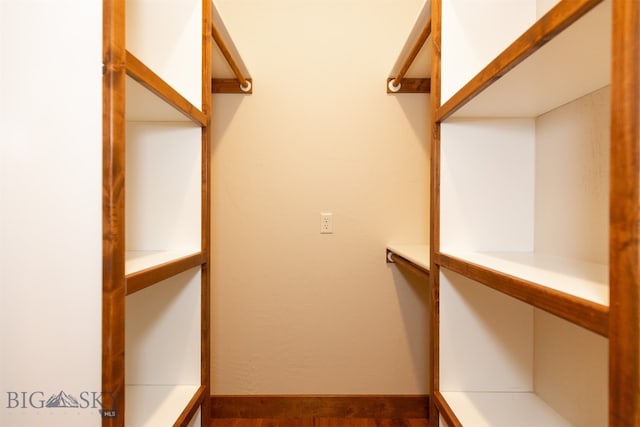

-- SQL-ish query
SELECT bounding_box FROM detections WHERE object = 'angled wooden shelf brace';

[212,2,253,94]
[387,0,432,94]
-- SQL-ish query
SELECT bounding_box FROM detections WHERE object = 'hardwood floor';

[211,419,429,427]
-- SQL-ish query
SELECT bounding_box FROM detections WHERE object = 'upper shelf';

[437,0,610,120]
[126,52,206,124]
[211,1,253,94]
[387,0,432,94]
[387,244,430,278]
[126,0,203,109]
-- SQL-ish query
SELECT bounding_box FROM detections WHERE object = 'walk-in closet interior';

[1,0,638,426]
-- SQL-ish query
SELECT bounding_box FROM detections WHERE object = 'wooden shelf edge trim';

[125,51,207,126]
[387,249,430,279]
[212,78,253,94]
[174,385,207,427]
[125,252,205,295]
[433,391,462,427]
[387,78,431,94]
[436,253,609,337]
[435,0,603,122]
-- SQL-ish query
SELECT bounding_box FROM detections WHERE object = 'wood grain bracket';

[212,78,253,94]
[387,78,431,94]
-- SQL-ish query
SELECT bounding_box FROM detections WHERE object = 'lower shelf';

[439,391,570,426]
[126,250,201,275]
[438,251,609,336]
[125,250,204,294]
[125,384,201,427]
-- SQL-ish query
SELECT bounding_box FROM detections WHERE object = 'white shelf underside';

[441,391,571,426]
[451,0,610,118]
[388,0,432,79]
[211,1,251,79]
[126,75,198,123]
[387,244,430,271]
[442,250,608,306]
[125,384,199,427]
[125,250,201,276]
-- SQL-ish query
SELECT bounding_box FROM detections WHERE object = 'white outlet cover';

[320,212,333,234]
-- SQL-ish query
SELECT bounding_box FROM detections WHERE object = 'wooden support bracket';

[212,78,253,94]
[387,77,431,94]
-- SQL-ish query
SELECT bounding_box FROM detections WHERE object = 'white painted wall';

[534,86,610,265]
[211,0,430,394]
[0,1,102,426]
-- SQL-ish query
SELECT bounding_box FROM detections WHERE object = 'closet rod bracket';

[212,78,253,94]
[386,78,431,94]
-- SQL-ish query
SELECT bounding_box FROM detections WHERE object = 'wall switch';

[320,212,333,234]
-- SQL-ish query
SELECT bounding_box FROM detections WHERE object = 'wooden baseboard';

[211,395,429,419]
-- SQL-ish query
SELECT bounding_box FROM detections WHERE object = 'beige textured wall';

[211,0,430,394]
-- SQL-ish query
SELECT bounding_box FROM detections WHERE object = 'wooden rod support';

[211,23,251,92]
[390,18,432,89]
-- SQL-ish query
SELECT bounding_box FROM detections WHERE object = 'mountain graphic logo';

[45,391,80,408]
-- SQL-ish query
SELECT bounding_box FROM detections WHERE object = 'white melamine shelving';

[105,0,217,425]
[440,84,610,308]
[446,251,608,305]
[125,250,202,276]
[211,2,252,81]
[125,268,201,422]
[440,0,544,103]
[126,76,199,123]
[439,269,608,426]
[449,0,610,118]
[387,244,430,272]
[440,392,570,427]
[126,385,201,427]
[434,1,616,424]
[126,0,202,108]
[388,0,432,80]
[125,122,202,267]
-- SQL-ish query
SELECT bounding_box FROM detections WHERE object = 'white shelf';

[125,122,202,253]
[439,269,608,425]
[125,250,201,276]
[440,87,610,308]
[126,0,202,109]
[125,384,200,427]
[388,0,432,80]
[126,268,201,385]
[440,392,570,427]
[387,244,430,271]
[442,250,608,306]
[449,0,610,118]
[211,1,252,80]
[435,0,616,425]
[126,76,195,123]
